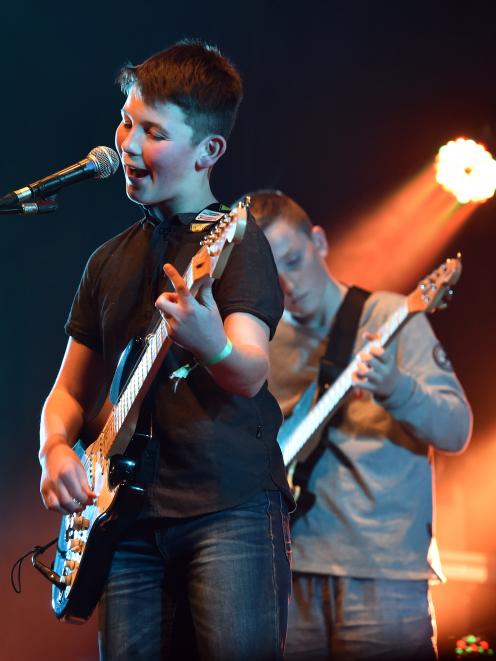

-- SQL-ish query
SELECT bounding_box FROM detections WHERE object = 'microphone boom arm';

[0,198,59,216]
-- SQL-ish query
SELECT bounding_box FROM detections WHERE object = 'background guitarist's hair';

[246,190,313,236]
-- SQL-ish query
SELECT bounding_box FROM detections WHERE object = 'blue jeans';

[98,490,292,660]
[284,573,437,660]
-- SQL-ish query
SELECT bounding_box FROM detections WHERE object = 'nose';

[117,125,141,157]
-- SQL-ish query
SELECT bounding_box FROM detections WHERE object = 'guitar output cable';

[10,537,62,593]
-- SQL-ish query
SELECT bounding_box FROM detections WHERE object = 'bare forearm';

[39,389,85,460]
[206,341,269,397]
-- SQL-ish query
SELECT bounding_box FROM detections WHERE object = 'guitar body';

[79,336,145,448]
[52,337,149,622]
[280,383,340,527]
[51,442,145,621]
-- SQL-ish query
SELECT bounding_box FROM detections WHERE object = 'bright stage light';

[435,138,496,204]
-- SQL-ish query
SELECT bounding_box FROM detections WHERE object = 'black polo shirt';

[65,204,294,516]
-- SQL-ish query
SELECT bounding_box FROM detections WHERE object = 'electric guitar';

[47,202,247,622]
[278,255,462,520]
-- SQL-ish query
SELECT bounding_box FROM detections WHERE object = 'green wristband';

[204,338,233,366]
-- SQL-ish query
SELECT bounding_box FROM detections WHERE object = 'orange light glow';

[327,164,478,293]
[435,138,496,204]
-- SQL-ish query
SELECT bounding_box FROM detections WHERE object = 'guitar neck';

[96,260,199,459]
[282,300,412,465]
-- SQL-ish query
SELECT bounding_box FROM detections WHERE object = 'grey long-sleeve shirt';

[269,291,472,579]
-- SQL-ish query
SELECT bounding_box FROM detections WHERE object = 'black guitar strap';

[318,285,371,398]
[290,286,370,516]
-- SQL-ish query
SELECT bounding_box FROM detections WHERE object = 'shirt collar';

[141,202,229,228]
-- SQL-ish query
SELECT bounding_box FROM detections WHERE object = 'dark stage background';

[1,2,495,659]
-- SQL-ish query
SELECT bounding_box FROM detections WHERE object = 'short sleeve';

[64,251,103,353]
[212,215,284,339]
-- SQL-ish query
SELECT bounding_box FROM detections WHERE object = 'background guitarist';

[248,190,472,661]
[38,43,294,660]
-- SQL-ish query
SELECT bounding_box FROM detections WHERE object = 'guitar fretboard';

[281,301,410,465]
[94,260,197,459]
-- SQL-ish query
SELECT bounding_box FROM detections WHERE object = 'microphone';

[0,146,120,209]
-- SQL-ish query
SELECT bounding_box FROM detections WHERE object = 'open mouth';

[126,166,149,179]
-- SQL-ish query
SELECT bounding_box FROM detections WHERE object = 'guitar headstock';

[190,198,249,286]
[407,254,462,314]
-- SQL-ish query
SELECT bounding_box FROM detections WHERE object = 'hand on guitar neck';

[156,262,271,398]
[156,263,227,364]
[352,330,403,400]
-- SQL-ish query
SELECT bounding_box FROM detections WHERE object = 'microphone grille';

[88,146,120,179]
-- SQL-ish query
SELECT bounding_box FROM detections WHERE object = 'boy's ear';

[310,225,328,258]
[195,135,227,170]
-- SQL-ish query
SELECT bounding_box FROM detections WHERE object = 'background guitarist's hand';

[352,331,403,399]
[40,440,96,514]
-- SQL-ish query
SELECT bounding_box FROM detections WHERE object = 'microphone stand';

[0,197,58,215]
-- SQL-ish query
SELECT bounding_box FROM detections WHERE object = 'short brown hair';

[117,40,243,144]
[246,190,313,236]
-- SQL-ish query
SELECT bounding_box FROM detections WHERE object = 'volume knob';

[69,539,85,553]
[73,515,90,530]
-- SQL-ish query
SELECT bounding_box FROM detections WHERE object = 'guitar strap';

[290,286,370,507]
[318,285,371,398]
